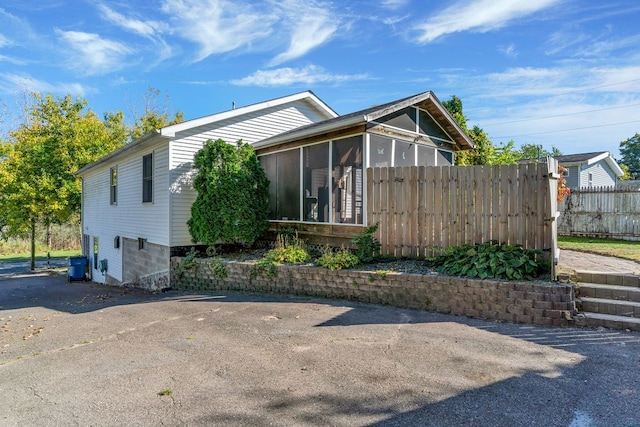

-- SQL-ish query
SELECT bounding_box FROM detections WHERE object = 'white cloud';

[0,54,26,65]
[499,43,518,59]
[413,0,561,44]
[269,1,339,66]
[433,65,640,156]
[161,0,275,62]
[0,33,10,48]
[230,65,369,87]
[96,3,173,64]
[380,0,410,10]
[55,30,133,75]
[0,73,91,96]
[97,3,167,39]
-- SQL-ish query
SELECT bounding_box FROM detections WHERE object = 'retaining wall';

[171,258,576,327]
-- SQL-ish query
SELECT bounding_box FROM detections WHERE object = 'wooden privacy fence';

[366,161,559,261]
[558,187,640,241]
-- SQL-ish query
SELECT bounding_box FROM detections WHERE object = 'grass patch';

[558,236,640,263]
[0,249,81,263]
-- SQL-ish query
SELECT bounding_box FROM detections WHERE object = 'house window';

[142,153,153,203]
[395,140,416,166]
[417,145,436,166]
[369,134,392,167]
[93,237,99,270]
[258,135,363,225]
[303,143,329,222]
[418,109,450,141]
[332,136,363,224]
[588,172,593,187]
[377,107,417,132]
[110,167,117,205]
[138,237,148,250]
[259,149,300,221]
[437,150,453,166]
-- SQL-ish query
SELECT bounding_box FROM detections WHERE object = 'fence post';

[547,157,559,280]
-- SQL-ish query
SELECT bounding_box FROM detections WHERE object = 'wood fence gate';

[366,160,559,275]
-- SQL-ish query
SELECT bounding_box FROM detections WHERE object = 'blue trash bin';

[68,256,87,281]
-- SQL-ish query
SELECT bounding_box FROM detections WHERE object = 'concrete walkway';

[559,249,640,275]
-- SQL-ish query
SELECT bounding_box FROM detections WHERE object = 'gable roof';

[76,91,336,176]
[252,91,474,150]
[555,151,624,177]
[160,90,337,137]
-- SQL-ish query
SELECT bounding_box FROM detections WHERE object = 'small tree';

[0,93,126,269]
[619,133,640,180]
[188,139,269,247]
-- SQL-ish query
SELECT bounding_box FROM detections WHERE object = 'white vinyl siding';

[82,167,122,283]
[82,141,170,282]
[169,100,327,246]
[579,162,617,189]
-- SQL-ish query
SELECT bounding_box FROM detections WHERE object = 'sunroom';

[253,91,474,244]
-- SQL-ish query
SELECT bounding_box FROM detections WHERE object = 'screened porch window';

[332,136,363,224]
[394,140,416,167]
[258,135,364,225]
[303,143,329,222]
[260,149,300,221]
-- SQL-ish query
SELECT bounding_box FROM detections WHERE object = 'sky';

[1,0,639,159]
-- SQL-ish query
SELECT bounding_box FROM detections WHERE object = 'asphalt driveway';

[1,273,639,426]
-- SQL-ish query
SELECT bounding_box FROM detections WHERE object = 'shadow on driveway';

[1,273,639,426]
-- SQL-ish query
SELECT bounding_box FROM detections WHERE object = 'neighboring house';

[76,91,337,289]
[553,151,624,190]
[253,90,474,243]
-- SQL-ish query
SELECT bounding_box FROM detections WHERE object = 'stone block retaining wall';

[171,258,576,327]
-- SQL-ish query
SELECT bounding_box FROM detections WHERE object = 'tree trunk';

[30,219,36,271]
[47,222,52,248]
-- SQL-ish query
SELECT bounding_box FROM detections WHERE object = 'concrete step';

[578,283,640,302]
[580,297,640,318]
[575,271,639,287]
[575,312,640,332]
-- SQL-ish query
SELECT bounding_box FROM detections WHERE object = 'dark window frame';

[142,153,153,203]
[110,166,117,205]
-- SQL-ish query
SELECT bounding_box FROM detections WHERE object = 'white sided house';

[76,92,337,289]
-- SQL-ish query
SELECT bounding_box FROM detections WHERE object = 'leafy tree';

[619,133,640,180]
[442,96,519,165]
[493,140,523,165]
[129,87,184,140]
[618,163,631,180]
[188,139,269,247]
[441,95,467,132]
[0,93,126,268]
[518,143,562,160]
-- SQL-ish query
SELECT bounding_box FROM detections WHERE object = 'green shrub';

[188,139,269,247]
[251,257,278,278]
[264,233,310,264]
[316,246,359,271]
[175,248,199,279]
[251,233,310,278]
[352,223,381,263]
[426,241,548,280]
[209,257,228,279]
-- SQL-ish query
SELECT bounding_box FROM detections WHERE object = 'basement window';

[138,238,148,250]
